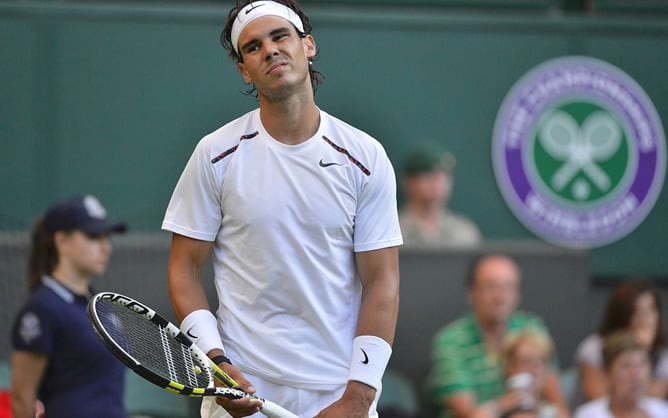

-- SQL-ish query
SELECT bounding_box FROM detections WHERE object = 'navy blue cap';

[43,195,127,235]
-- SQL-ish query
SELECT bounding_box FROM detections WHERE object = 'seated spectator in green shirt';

[428,254,571,418]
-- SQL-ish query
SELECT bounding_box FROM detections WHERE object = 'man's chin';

[484,312,512,325]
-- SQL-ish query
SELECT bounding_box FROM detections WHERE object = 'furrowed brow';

[270,27,292,37]
[240,26,293,54]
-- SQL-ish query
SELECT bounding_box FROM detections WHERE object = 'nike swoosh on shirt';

[319,159,342,168]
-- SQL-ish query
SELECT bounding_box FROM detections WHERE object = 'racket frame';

[87,291,299,418]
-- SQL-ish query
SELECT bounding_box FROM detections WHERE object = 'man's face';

[469,256,520,325]
[236,15,315,101]
[404,170,452,207]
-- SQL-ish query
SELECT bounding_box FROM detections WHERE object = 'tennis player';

[162,1,402,417]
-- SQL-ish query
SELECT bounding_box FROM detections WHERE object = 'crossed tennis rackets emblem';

[538,110,622,200]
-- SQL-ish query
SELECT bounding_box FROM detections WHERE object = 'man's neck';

[477,315,507,353]
[259,87,319,145]
[407,201,443,225]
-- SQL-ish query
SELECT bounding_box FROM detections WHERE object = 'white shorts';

[200,372,380,418]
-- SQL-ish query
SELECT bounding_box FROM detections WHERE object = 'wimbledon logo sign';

[492,56,666,248]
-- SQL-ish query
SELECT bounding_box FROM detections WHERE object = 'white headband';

[231,1,305,54]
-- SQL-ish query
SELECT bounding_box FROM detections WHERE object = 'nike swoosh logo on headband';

[245,3,266,14]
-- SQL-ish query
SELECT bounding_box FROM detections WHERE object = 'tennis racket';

[87,291,299,418]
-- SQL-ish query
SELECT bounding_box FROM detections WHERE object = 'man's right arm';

[167,233,262,416]
[432,329,481,418]
[167,233,214,323]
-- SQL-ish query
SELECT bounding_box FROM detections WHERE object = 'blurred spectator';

[10,195,127,418]
[399,143,481,248]
[471,329,559,418]
[428,254,569,418]
[575,281,668,403]
[574,331,668,418]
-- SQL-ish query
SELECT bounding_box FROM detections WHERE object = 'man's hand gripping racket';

[87,291,299,418]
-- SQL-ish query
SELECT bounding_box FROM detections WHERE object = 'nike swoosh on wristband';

[319,159,342,167]
[186,329,198,340]
[361,348,369,365]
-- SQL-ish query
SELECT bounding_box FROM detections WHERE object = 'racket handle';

[261,400,300,418]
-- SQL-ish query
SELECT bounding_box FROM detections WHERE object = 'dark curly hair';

[220,0,324,96]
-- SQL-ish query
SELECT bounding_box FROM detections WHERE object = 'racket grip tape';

[261,400,300,418]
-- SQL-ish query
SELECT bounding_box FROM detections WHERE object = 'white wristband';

[179,309,224,355]
[348,335,392,391]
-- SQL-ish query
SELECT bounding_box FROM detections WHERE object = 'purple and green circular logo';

[492,56,666,248]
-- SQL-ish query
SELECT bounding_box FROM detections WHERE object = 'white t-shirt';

[574,397,668,418]
[576,333,668,379]
[163,108,402,389]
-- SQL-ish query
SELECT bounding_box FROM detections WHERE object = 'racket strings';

[181,344,204,388]
[159,326,179,382]
[94,299,211,389]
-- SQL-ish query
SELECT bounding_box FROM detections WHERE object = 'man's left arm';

[353,245,400,343]
[315,246,400,418]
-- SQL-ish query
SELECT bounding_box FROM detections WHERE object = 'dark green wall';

[1,2,667,276]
